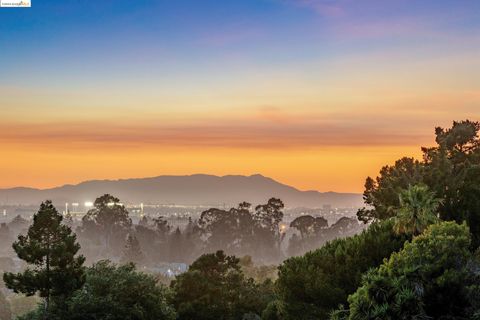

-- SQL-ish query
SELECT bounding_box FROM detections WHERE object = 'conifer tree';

[3,200,85,319]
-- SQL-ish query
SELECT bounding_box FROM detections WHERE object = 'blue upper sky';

[2,0,479,87]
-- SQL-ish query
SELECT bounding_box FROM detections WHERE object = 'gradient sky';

[0,0,479,192]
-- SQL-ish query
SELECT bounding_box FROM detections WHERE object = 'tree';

[253,198,285,262]
[288,216,330,257]
[326,217,360,238]
[120,233,145,265]
[198,203,255,256]
[70,261,175,320]
[277,220,409,319]
[8,214,29,234]
[3,201,85,318]
[357,157,424,223]
[81,194,132,255]
[20,260,177,320]
[357,120,480,247]
[423,120,480,247]
[337,222,479,320]
[171,251,271,320]
[254,198,284,238]
[393,184,440,236]
[153,216,171,240]
[290,215,328,239]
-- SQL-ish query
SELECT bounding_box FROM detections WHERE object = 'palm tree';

[393,184,441,236]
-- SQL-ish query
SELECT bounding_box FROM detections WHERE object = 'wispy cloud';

[284,0,346,17]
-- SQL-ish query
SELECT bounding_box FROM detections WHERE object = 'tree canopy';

[334,222,480,320]
[171,250,272,320]
[276,219,409,319]
[358,120,480,246]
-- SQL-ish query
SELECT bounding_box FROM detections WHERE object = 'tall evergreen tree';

[3,201,85,319]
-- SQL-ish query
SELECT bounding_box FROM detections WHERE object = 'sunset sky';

[0,0,479,192]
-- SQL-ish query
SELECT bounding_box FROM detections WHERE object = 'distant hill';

[0,174,363,208]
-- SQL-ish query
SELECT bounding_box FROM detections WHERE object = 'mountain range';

[0,174,363,208]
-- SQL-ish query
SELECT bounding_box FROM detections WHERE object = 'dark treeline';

[1,120,480,320]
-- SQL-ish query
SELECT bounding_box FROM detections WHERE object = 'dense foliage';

[358,120,480,245]
[19,261,176,320]
[171,250,273,320]
[276,219,409,319]
[67,261,176,320]
[333,222,480,319]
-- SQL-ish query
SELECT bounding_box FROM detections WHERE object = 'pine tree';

[3,200,86,319]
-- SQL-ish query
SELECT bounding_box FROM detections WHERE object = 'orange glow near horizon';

[0,137,426,193]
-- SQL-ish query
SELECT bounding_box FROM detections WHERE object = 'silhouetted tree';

[198,204,254,255]
[290,215,328,239]
[81,194,132,255]
[253,198,285,262]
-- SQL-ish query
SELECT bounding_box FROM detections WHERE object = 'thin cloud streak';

[0,118,431,150]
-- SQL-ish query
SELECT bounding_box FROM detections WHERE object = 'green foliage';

[261,300,288,320]
[393,184,440,236]
[341,221,478,320]
[358,120,480,247]
[63,260,176,320]
[171,251,273,320]
[276,220,409,319]
[3,200,85,315]
[357,157,424,223]
[16,261,176,320]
